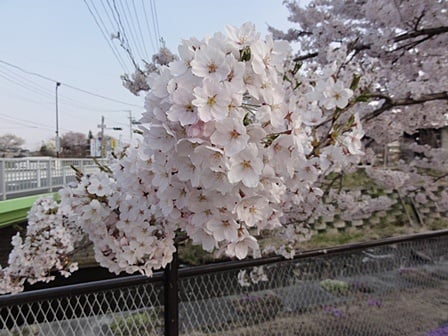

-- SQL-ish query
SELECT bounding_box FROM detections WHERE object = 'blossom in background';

[321,78,353,110]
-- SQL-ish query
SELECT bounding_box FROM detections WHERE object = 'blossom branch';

[362,91,448,122]
[293,25,448,62]
[393,26,448,43]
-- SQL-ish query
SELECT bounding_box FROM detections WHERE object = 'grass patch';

[340,169,378,189]
[300,231,365,250]
[427,218,448,231]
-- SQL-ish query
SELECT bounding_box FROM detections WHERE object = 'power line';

[83,0,130,74]
[0,59,141,107]
[109,0,135,65]
[119,0,146,62]
[0,73,142,120]
[141,0,157,54]
[0,113,54,131]
[132,0,150,60]
[98,0,130,67]
[83,0,163,72]
[150,0,161,49]
[0,86,52,106]
[64,83,141,107]
[0,112,94,135]
[0,68,54,100]
[0,116,41,129]
[0,63,138,114]
[111,0,142,69]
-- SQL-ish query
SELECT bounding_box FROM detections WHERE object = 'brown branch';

[433,172,448,184]
[413,10,426,31]
[293,52,318,62]
[292,26,448,61]
[362,91,448,122]
[394,26,448,43]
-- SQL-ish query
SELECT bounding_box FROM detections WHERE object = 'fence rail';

[1,229,448,336]
[0,158,105,200]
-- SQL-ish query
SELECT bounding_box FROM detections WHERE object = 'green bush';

[320,279,350,296]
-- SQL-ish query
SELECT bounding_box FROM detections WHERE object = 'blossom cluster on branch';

[268,0,448,226]
[0,23,364,294]
[271,0,448,135]
[0,197,83,294]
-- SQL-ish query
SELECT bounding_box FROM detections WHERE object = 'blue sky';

[0,1,296,150]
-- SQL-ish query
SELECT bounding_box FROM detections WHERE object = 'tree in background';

[0,134,25,156]
[269,0,448,224]
[37,140,56,157]
[60,131,88,158]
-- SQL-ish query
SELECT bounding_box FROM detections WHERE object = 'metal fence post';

[164,249,179,336]
[48,159,53,192]
[62,161,66,186]
[0,160,5,200]
[36,161,41,188]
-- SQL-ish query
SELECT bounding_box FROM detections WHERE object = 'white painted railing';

[0,157,106,200]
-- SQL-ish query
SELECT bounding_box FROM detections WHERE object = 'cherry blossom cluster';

[56,169,177,277]
[1,23,364,292]
[269,0,448,223]
[273,0,447,147]
[65,23,362,274]
[0,197,83,294]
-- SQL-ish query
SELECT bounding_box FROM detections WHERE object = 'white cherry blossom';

[228,143,264,188]
[193,79,230,122]
[1,22,365,293]
[210,118,249,156]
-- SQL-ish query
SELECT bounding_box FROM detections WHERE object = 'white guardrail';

[0,157,106,200]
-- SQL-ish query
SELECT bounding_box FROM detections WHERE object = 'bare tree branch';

[362,91,448,122]
[293,26,448,61]
[394,26,448,43]
[293,52,319,62]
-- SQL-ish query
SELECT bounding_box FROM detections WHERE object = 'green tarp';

[0,193,57,228]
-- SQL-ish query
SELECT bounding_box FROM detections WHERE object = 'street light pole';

[55,82,61,158]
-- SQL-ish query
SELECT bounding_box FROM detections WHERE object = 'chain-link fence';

[1,230,448,336]
[0,276,165,336]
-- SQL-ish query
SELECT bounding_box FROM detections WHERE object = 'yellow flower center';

[230,130,241,139]
[208,63,217,73]
[207,96,216,106]
[241,160,252,169]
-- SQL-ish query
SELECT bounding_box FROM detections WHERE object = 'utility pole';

[55,82,61,158]
[128,110,141,142]
[124,110,140,142]
[97,116,122,158]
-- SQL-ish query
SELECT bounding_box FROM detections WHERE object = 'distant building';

[400,126,448,162]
